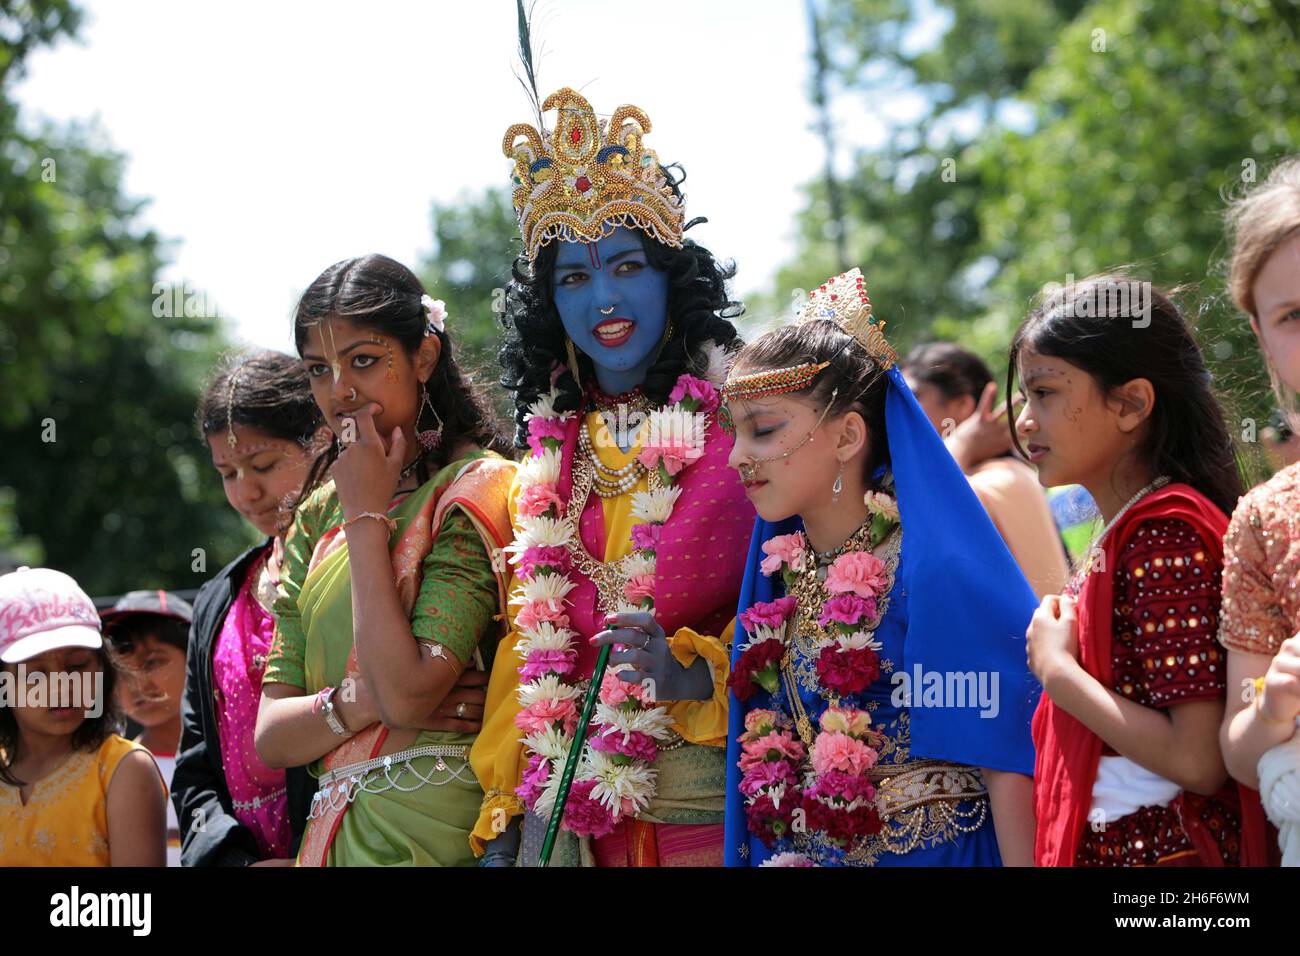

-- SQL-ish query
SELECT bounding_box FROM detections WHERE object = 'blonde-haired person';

[1218,155,1300,865]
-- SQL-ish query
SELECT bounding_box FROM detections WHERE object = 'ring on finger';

[456,702,467,719]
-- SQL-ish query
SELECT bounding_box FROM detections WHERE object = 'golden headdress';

[503,88,686,261]
[721,268,898,419]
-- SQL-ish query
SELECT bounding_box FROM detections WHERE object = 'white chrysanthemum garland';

[507,352,729,838]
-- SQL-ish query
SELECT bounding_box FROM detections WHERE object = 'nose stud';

[599,306,616,315]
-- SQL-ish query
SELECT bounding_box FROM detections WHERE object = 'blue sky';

[16,0,914,350]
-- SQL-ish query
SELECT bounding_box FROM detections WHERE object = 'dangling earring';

[565,337,584,392]
[832,461,844,503]
[416,386,444,451]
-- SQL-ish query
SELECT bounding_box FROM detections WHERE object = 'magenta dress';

[212,555,292,859]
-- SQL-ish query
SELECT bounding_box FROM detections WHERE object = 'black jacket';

[172,541,314,865]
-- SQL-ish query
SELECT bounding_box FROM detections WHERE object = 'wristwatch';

[320,686,351,737]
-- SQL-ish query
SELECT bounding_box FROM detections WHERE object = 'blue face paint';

[552,226,669,396]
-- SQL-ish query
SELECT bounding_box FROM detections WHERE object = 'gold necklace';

[781,519,898,747]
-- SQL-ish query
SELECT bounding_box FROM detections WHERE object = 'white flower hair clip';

[421,294,447,335]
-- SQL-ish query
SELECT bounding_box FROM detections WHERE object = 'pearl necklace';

[577,417,647,498]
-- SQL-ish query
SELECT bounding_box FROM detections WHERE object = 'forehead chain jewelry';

[736,387,840,483]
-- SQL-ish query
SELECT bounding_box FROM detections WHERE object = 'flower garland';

[730,490,900,863]
[508,367,720,838]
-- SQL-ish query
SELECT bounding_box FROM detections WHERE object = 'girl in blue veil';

[721,270,1039,866]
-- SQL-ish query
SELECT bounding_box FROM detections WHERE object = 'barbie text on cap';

[0,566,104,663]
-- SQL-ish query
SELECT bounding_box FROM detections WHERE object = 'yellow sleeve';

[664,618,734,748]
[468,470,528,857]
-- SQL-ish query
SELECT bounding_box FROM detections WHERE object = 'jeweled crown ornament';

[503,87,686,261]
[797,268,898,371]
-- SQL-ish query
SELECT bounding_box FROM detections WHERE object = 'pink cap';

[0,567,103,664]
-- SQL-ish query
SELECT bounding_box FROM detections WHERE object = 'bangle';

[342,512,397,534]
[311,686,332,716]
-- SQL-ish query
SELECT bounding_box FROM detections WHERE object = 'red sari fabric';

[1032,484,1272,866]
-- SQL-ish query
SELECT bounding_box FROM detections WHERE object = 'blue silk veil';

[723,364,1041,866]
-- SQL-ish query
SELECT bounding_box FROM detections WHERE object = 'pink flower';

[809,770,875,803]
[739,759,798,796]
[562,779,617,839]
[630,523,663,552]
[742,709,784,739]
[824,551,888,599]
[517,648,578,681]
[599,670,653,707]
[668,374,720,414]
[514,600,570,633]
[526,416,567,455]
[517,483,564,518]
[514,697,578,736]
[738,731,806,770]
[810,731,878,777]
[516,545,572,581]
[514,753,551,811]
[817,593,877,629]
[763,852,815,867]
[622,573,656,606]
[760,533,807,576]
[590,729,659,763]
[638,438,704,477]
[739,596,797,633]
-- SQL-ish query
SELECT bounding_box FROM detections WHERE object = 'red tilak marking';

[587,243,601,270]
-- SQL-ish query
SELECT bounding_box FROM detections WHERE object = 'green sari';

[265,451,515,866]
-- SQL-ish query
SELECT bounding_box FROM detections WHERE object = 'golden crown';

[797,268,897,370]
[503,88,686,261]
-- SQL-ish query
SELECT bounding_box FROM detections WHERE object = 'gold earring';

[565,337,584,391]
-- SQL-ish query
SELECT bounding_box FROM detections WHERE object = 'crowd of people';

[2,87,1298,868]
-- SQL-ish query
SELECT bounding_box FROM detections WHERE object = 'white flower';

[761,852,816,867]
[645,407,706,454]
[631,486,683,524]
[526,389,567,423]
[738,623,787,651]
[420,295,447,333]
[514,621,576,655]
[531,768,568,818]
[509,573,577,610]
[594,701,676,740]
[623,552,656,579]
[505,515,574,553]
[519,726,572,762]
[586,750,657,818]
[518,447,563,488]
[517,674,583,708]
[833,631,883,652]
[864,490,900,522]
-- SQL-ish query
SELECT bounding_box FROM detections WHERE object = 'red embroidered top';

[1073,517,1242,866]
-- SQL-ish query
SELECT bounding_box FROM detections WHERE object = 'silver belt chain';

[308,744,473,820]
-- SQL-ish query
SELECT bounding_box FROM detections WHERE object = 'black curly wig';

[497,165,745,447]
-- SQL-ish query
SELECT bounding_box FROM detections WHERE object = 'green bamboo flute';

[538,642,612,866]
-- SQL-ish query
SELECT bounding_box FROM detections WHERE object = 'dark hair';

[730,320,892,490]
[0,645,123,787]
[1006,272,1244,517]
[197,349,323,447]
[291,254,510,503]
[902,342,993,403]
[103,615,189,656]
[498,165,744,447]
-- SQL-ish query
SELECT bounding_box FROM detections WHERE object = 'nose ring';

[600,306,616,315]
[738,459,758,483]
[348,387,357,402]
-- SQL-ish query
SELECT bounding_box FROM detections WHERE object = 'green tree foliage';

[775,0,1300,433]
[1,1,250,593]
[418,187,521,428]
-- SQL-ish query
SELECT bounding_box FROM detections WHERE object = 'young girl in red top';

[1013,273,1270,866]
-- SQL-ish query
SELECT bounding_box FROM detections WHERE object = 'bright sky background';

[14,0,923,352]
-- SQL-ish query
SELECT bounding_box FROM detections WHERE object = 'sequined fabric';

[1219,461,1300,657]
